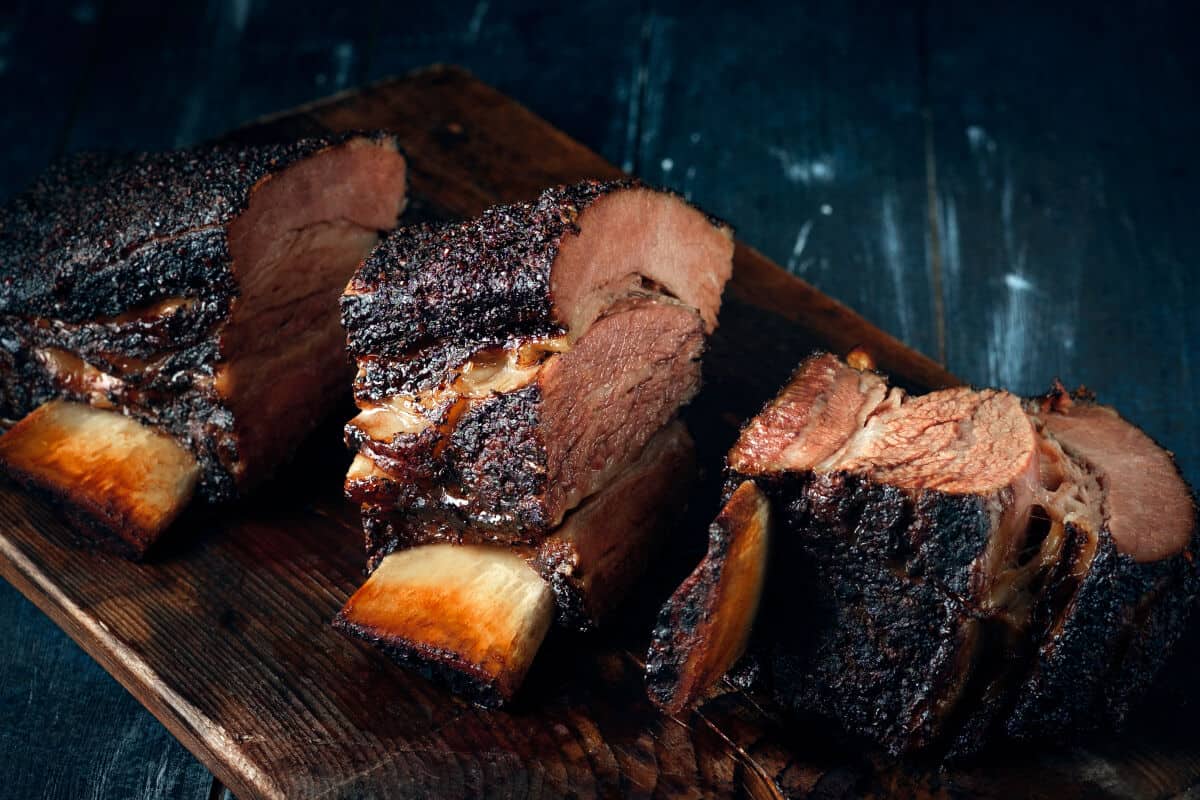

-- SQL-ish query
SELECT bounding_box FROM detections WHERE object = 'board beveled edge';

[0,524,280,799]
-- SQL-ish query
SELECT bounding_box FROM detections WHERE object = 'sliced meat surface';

[1036,396,1194,562]
[728,352,889,475]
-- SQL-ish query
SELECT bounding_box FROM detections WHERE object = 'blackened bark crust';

[342,179,728,397]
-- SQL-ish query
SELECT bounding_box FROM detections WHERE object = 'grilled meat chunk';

[651,353,1197,756]
[336,180,732,704]
[342,180,732,544]
[0,134,407,548]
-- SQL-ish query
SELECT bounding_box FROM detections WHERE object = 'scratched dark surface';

[1,1,1197,798]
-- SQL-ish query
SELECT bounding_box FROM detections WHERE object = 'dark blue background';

[1,1,1197,796]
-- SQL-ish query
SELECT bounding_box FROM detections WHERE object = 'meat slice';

[0,401,199,556]
[646,480,771,715]
[341,180,731,547]
[337,422,697,703]
[0,134,407,549]
[526,420,694,630]
[652,353,1197,756]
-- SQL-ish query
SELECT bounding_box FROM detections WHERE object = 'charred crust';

[645,512,738,711]
[0,132,389,321]
[341,178,730,393]
[768,555,975,756]
[745,471,991,754]
[534,540,594,632]
[745,470,990,604]
[646,480,765,714]
[442,385,551,530]
[1008,521,1200,738]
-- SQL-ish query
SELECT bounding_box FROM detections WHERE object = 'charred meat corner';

[648,352,1198,756]
[337,180,734,702]
[646,479,771,715]
[0,134,408,554]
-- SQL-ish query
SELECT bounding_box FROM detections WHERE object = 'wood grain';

[0,65,1195,800]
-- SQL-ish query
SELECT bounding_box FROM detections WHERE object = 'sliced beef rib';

[341,180,732,545]
[0,133,408,554]
[649,352,1197,756]
[336,180,732,704]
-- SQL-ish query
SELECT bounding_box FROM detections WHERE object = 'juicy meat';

[646,480,771,715]
[656,352,1197,755]
[338,422,697,703]
[0,133,407,548]
[0,401,200,556]
[342,180,732,396]
[1036,398,1194,562]
[528,420,694,629]
[728,354,890,475]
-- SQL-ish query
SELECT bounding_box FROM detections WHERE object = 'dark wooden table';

[1,1,1196,798]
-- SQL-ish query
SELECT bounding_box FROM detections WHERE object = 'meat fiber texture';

[342,179,734,547]
[717,353,1197,756]
[0,133,408,503]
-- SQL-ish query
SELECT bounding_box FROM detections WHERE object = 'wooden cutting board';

[1,65,1197,800]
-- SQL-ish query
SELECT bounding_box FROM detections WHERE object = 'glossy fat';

[0,401,199,555]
